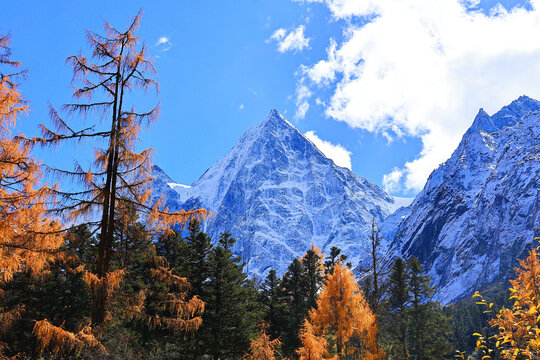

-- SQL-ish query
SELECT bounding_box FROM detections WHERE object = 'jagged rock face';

[385,96,540,304]
[152,110,402,278]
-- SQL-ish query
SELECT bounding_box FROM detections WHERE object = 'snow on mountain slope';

[384,95,540,303]
[152,109,404,277]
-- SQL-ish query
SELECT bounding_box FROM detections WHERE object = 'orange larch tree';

[23,11,208,350]
[0,35,63,283]
[0,33,64,355]
[244,323,283,360]
[297,262,384,360]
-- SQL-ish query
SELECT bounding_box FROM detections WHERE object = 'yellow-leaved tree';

[0,35,63,284]
[296,262,384,360]
[23,11,208,354]
[0,34,65,354]
[456,237,540,360]
[244,323,283,360]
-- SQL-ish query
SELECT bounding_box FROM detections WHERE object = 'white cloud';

[155,36,172,51]
[295,83,312,119]
[294,0,540,193]
[305,131,352,169]
[239,104,245,110]
[382,167,404,194]
[269,25,310,53]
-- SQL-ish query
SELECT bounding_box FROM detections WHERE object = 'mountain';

[383,95,540,303]
[152,109,407,277]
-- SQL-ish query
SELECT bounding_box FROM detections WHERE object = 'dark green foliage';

[444,281,511,355]
[0,226,92,359]
[407,257,453,360]
[202,232,261,359]
[324,246,348,275]
[384,257,411,359]
[157,224,261,359]
[260,269,286,340]
[301,247,324,311]
[380,257,453,360]
[184,219,213,296]
[281,257,307,355]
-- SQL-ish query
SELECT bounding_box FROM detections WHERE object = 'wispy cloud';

[155,36,172,51]
[295,82,312,119]
[305,131,352,170]
[268,25,310,53]
[294,0,540,193]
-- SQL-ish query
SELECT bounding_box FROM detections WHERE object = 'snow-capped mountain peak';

[153,109,400,277]
[384,96,540,303]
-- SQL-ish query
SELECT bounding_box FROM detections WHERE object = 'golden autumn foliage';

[297,262,384,360]
[0,33,64,355]
[0,35,63,284]
[456,237,540,360]
[297,319,332,360]
[23,10,209,337]
[244,323,283,360]
[34,319,105,355]
[0,12,212,356]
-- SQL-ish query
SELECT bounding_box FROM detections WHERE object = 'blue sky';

[1,0,536,197]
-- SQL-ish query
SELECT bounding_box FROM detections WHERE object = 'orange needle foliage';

[297,262,384,360]
[459,238,540,360]
[28,10,209,326]
[0,35,63,283]
[244,323,283,360]
[23,12,208,354]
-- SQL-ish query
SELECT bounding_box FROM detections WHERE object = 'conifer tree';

[324,246,347,276]
[281,257,308,354]
[0,34,63,284]
[23,13,207,352]
[184,219,212,297]
[203,232,259,359]
[30,11,207,327]
[407,257,452,360]
[244,323,282,360]
[260,269,285,340]
[459,238,540,360]
[297,262,383,360]
[301,245,325,311]
[386,257,410,359]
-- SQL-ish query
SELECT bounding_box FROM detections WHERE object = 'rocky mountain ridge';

[152,110,406,277]
[383,95,540,303]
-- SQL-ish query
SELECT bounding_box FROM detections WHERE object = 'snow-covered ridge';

[384,95,540,303]
[152,109,400,277]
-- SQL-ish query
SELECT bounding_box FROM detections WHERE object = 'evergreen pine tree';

[260,269,286,340]
[301,245,325,311]
[203,232,260,359]
[386,257,410,359]
[324,246,347,276]
[184,219,212,297]
[408,257,452,360]
[281,257,307,355]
